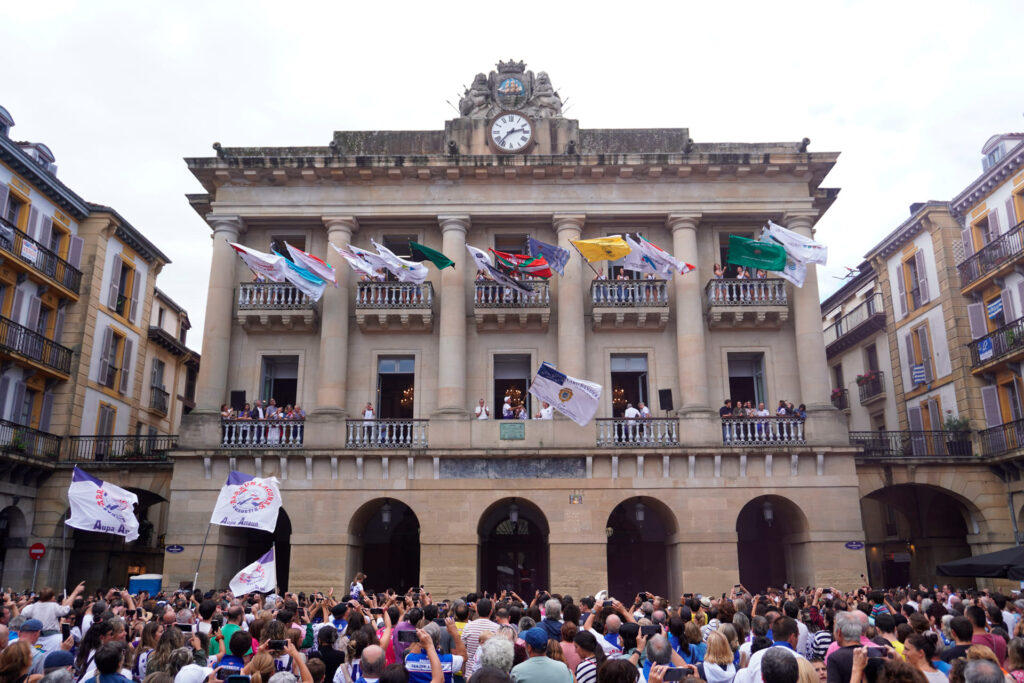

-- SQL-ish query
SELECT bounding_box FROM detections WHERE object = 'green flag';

[408,241,455,270]
[727,235,787,271]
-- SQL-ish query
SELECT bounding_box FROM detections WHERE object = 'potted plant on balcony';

[943,411,972,457]
[856,370,879,386]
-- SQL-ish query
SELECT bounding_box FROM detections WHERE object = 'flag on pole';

[229,243,289,282]
[484,263,534,294]
[273,251,327,302]
[285,242,337,287]
[65,467,140,541]
[571,236,632,262]
[528,362,602,427]
[489,249,553,278]
[763,221,828,266]
[229,546,278,595]
[210,471,283,533]
[633,234,695,276]
[770,257,807,288]
[371,239,429,284]
[408,241,455,270]
[337,243,391,276]
[726,235,787,271]
[330,243,380,278]
[466,244,494,272]
[527,237,570,276]
[620,234,660,275]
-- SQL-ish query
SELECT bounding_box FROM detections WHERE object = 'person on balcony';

[362,403,376,443]
[475,399,490,420]
[593,272,607,304]
[534,402,553,420]
[713,263,725,279]
[267,399,280,419]
[502,397,514,420]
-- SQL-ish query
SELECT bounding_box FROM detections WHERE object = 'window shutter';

[896,265,908,318]
[904,333,916,385]
[908,405,924,430]
[25,296,40,332]
[39,391,53,432]
[10,381,25,426]
[989,210,1001,240]
[1008,197,1020,228]
[10,288,24,325]
[0,184,8,219]
[927,400,941,431]
[968,302,988,339]
[981,385,1003,428]
[67,236,83,269]
[919,326,933,383]
[107,256,122,310]
[1002,288,1016,323]
[962,227,974,257]
[53,308,65,343]
[97,327,113,383]
[36,217,52,252]
[0,376,9,422]
[915,251,930,304]
[129,270,141,324]
[120,337,133,393]
[25,206,38,239]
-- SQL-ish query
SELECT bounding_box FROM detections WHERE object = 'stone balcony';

[958,219,1024,294]
[590,280,669,331]
[237,282,318,332]
[355,282,433,332]
[473,280,550,332]
[705,279,789,328]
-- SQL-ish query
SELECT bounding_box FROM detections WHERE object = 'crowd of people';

[473,398,555,421]
[719,401,806,421]
[1,580,1021,683]
[220,400,307,422]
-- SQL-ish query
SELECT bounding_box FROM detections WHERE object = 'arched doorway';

[348,499,419,594]
[606,497,676,601]
[0,506,28,585]
[478,498,549,595]
[220,509,292,591]
[862,485,976,588]
[736,495,811,592]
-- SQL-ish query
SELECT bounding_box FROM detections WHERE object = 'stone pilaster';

[786,212,832,410]
[554,214,586,378]
[195,215,241,413]
[316,216,358,415]
[434,215,470,417]
[668,213,709,412]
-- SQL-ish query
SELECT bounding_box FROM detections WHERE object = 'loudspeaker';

[658,389,673,412]
[230,390,246,411]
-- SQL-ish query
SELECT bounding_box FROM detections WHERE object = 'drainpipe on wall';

[1006,481,1020,547]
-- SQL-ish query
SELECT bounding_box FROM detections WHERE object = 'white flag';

[633,234,694,276]
[528,362,602,427]
[65,467,140,542]
[229,243,288,282]
[229,546,277,595]
[330,243,383,278]
[210,471,282,532]
[285,242,337,287]
[763,221,828,266]
[371,239,429,284]
[771,257,807,288]
[619,234,659,275]
[466,244,494,272]
[275,252,327,302]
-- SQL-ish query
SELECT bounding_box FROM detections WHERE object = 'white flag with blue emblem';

[229,546,277,595]
[912,364,927,385]
[770,257,807,288]
[65,467,140,541]
[763,221,828,266]
[528,362,602,427]
[210,471,282,532]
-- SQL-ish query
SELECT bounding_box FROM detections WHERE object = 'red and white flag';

[285,242,337,287]
[229,242,288,282]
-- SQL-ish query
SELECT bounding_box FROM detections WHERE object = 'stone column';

[786,212,831,409]
[316,217,358,415]
[195,215,241,412]
[434,215,470,416]
[554,214,586,378]
[668,213,709,412]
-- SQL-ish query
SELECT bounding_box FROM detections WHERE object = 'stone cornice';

[865,201,952,262]
[951,140,1024,216]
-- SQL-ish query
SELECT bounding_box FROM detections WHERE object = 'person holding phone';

[20,583,85,654]
[404,623,459,683]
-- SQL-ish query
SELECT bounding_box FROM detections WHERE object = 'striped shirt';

[576,658,598,683]
[461,619,498,678]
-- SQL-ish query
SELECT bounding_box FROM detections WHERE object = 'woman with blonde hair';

[245,652,276,683]
[0,641,33,683]
[696,631,735,683]
[796,659,818,683]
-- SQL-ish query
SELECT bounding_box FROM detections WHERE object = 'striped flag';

[285,242,337,287]
[489,249,553,278]
[527,237,570,275]
[229,242,289,282]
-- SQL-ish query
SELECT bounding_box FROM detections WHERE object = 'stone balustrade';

[721,416,805,446]
[221,419,305,448]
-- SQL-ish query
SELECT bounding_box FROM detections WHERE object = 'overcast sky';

[2,0,1019,348]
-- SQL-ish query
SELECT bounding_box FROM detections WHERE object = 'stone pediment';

[458,60,563,120]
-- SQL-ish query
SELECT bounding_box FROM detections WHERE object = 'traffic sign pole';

[28,543,46,593]
[30,559,39,593]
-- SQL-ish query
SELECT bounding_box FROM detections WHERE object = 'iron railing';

[591,280,669,306]
[958,219,1024,289]
[0,217,83,294]
[596,418,679,447]
[0,315,72,375]
[978,419,1024,457]
[968,315,1024,368]
[0,419,60,461]
[823,293,885,346]
[475,280,550,307]
[64,435,176,462]
[346,419,429,448]
[705,279,787,306]
[150,387,169,415]
[858,372,885,403]
[850,430,974,458]
[221,419,304,448]
[831,389,849,410]
[721,416,805,445]
[356,282,433,308]
[238,282,314,309]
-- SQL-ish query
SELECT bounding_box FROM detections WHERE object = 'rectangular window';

[493,354,532,418]
[157,307,165,329]
[97,403,116,437]
[115,263,134,317]
[494,233,528,254]
[376,355,414,419]
[865,344,879,372]
[611,353,649,417]
[905,325,934,385]
[151,358,166,389]
[19,388,36,427]
[35,305,51,336]
[4,195,24,227]
[726,352,766,409]
[832,364,844,392]
[273,236,305,261]
[719,231,754,279]
[260,355,299,408]
[100,330,124,389]
[906,257,921,309]
[379,234,416,282]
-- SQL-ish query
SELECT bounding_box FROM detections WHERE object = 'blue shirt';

[406,652,460,683]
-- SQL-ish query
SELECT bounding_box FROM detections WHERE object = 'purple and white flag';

[229,546,277,595]
[65,467,140,541]
[210,471,282,532]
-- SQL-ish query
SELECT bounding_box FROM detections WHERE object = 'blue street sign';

[844,541,865,550]
[166,545,185,553]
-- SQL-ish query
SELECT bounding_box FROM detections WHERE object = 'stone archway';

[217,508,292,591]
[347,498,420,594]
[478,498,549,596]
[736,495,811,592]
[606,496,677,601]
[0,506,28,586]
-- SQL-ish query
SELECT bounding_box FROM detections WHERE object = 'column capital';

[553,213,586,233]
[666,213,702,232]
[438,214,471,234]
[783,211,818,234]
[206,214,242,237]
[322,216,359,236]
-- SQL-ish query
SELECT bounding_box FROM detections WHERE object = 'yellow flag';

[571,236,632,262]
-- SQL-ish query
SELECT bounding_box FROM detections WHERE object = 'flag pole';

[568,241,602,277]
[192,523,214,591]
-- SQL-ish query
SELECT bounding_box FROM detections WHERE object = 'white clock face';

[490,113,533,153]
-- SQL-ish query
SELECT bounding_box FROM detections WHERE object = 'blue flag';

[527,237,570,276]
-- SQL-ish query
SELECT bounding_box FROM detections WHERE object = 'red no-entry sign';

[28,543,45,560]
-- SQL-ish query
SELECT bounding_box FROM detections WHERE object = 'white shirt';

[475,404,490,420]
[624,407,640,422]
[639,406,651,418]
[363,409,375,422]
[756,409,770,417]
[734,644,802,683]
[539,405,554,419]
